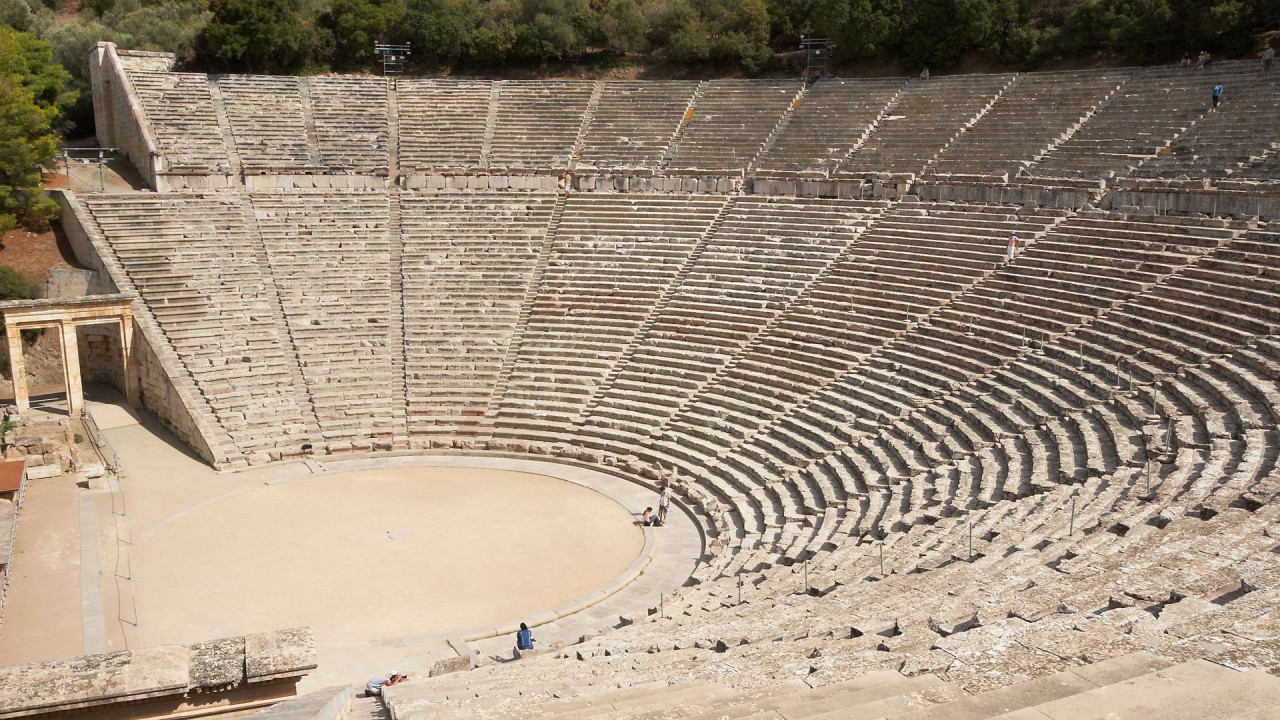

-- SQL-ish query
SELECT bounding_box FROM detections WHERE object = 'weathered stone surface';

[430,655,474,676]
[244,627,316,682]
[189,636,245,689]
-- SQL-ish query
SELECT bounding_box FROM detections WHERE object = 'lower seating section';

[838,74,1014,176]
[126,70,229,172]
[250,192,396,452]
[754,79,903,177]
[576,81,699,172]
[83,187,1280,706]
[84,194,316,465]
[400,191,557,444]
[306,77,389,173]
[488,81,595,171]
[490,194,728,440]
[667,81,802,173]
[216,74,317,172]
[398,79,490,171]
[932,69,1130,175]
[576,197,888,453]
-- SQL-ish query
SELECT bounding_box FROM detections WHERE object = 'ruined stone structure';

[56,41,1280,717]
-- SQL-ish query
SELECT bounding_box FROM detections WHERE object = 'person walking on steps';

[1006,230,1019,263]
[1211,83,1224,111]
[1265,46,1275,72]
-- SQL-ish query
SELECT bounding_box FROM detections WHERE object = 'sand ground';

[0,386,691,690]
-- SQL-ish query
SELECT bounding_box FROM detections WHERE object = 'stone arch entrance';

[0,295,135,415]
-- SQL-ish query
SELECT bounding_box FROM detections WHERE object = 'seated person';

[640,507,655,526]
[516,622,535,651]
[366,671,407,696]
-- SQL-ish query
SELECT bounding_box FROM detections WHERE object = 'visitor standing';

[1006,230,1019,263]
[657,485,671,524]
[1265,46,1275,72]
[1211,83,1224,111]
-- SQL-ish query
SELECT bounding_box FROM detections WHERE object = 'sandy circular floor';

[131,466,644,647]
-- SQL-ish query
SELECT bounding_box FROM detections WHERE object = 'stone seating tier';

[666,80,803,173]
[576,81,700,171]
[125,71,229,172]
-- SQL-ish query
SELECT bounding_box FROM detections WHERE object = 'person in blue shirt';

[1211,84,1224,111]
[516,622,534,651]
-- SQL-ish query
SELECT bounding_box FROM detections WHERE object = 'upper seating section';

[576,81,699,172]
[754,79,903,178]
[216,74,317,172]
[307,78,390,173]
[398,79,490,171]
[838,74,1014,176]
[1031,66,1210,178]
[125,71,229,172]
[117,63,1277,183]
[1132,61,1278,180]
[487,81,595,171]
[932,69,1130,176]
[666,81,802,174]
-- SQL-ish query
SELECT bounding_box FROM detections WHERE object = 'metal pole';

[1069,496,1076,536]
[1078,343,1084,369]
[968,522,973,559]
[1165,420,1174,449]
[1127,364,1132,391]
[660,593,664,619]
[879,541,885,576]
[1146,459,1152,497]
[804,558,809,593]
[737,576,743,605]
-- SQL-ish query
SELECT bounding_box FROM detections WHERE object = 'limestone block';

[189,637,245,690]
[26,464,62,479]
[429,655,473,676]
[244,627,316,683]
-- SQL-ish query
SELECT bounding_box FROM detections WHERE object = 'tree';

[401,0,474,65]
[320,0,405,69]
[838,0,903,59]
[200,0,322,72]
[0,27,73,234]
[599,0,649,54]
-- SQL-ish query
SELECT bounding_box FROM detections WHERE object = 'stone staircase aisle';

[474,192,570,443]
[572,194,738,422]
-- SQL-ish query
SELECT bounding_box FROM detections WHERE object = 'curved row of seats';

[123,62,1277,181]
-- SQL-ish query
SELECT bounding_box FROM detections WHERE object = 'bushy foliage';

[9,0,1277,123]
[0,266,37,302]
[201,0,322,72]
[0,27,72,233]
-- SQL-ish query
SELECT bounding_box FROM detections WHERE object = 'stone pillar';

[58,321,84,415]
[6,324,28,413]
[118,310,136,407]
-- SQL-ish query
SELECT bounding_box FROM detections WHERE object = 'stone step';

[992,659,1280,720]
